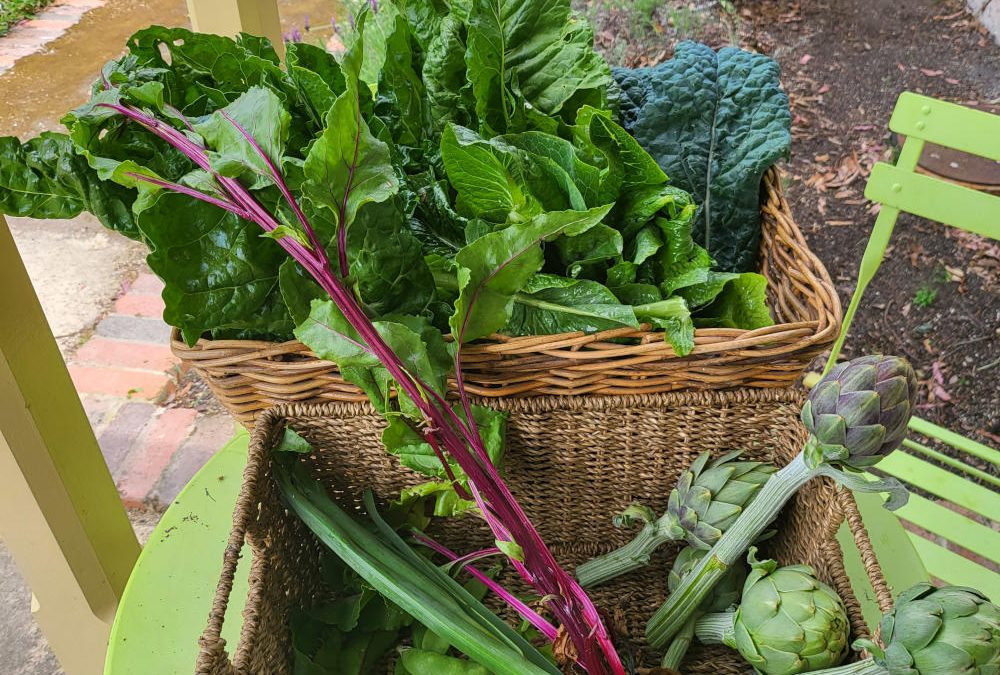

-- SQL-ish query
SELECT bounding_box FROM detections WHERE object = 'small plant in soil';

[913,284,938,308]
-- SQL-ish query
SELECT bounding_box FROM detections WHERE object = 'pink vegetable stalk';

[103,101,626,675]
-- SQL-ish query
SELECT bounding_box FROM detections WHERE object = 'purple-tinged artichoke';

[801,355,917,469]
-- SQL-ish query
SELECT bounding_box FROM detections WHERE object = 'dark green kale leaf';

[614,42,791,272]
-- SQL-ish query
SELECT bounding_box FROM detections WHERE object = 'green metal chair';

[828,91,1000,600]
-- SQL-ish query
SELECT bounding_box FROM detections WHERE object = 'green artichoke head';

[801,355,917,470]
[865,583,1000,674]
[667,450,778,549]
[729,549,850,675]
[668,546,745,613]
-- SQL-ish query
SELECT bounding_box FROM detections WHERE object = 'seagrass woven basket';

[173,169,842,427]
[196,389,891,674]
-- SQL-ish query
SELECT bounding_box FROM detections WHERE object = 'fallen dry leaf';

[799,53,812,64]
[920,68,944,77]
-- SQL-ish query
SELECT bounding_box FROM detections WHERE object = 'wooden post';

[185,0,284,53]
[0,215,140,674]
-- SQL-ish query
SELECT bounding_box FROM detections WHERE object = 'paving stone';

[113,292,166,318]
[97,400,156,477]
[67,364,169,400]
[95,314,172,344]
[74,337,176,372]
[20,18,76,31]
[150,413,238,506]
[80,394,121,436]
[127,273,165,295]
[117,408,198,507]
[0,541,62,675]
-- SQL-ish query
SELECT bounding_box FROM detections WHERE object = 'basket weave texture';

[173,169,842,427]
[196,389,891,674]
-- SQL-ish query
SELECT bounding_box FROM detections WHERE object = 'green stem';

[693,611,735,646]
[645,453,818,648]
[805,658,888,674]
[660,617,696,670]
[575,517,681,587]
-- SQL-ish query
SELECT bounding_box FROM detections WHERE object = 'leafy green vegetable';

[0,6,784,358]
[0,133,137,235]
[695,273,773,329]
[464,0,610,134]
[504,274,639,335]
[450,204,613,342]
[138,192,293,345]
[614,41,791,272]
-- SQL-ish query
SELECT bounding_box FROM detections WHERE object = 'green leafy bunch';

[0,0,775,360]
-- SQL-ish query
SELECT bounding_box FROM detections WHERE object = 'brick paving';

[70,270,237,510]
[0,0,104,73]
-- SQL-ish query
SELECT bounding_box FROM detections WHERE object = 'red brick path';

[72,272,236,509]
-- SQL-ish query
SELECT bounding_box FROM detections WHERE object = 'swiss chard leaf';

[193,86,290,189]
[504,274,638,335]
[614,42,791,272]
[0,133,138,236]
[450,204,613,343]
[138,191,292,345]
[464,0,610,134]
[294,299,453,414]
[303,69,399,251]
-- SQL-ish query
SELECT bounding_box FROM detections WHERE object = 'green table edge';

[104,429,250,675]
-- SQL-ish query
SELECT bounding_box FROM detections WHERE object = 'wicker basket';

[196,389,891,674]
[173,169,842,427]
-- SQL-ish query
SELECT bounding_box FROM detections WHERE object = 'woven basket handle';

[195,412,280,675]
[835,487,896,614]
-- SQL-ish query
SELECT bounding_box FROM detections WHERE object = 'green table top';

[104,430,250,675]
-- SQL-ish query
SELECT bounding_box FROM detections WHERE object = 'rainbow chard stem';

[107,102,624,675]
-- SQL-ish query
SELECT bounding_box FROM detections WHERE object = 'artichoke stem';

[660,617,697,669]
[575,519,677,587]
[692,611,735,646]
[803,658,888,674]
[646,454,818,647]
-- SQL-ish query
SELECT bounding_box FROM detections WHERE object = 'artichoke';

[695,551,850,675]
[670,451,779,550]
[801,355,917,469]
[870,583,1000,674]
[646,355,916,649]
[576,451,776,588]
[807,583,999,674]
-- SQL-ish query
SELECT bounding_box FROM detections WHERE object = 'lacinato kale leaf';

[614,41,791,272]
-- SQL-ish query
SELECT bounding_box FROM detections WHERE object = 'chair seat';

[104,431,250,675]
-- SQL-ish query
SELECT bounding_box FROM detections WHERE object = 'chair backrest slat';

[865,163,1000,240]
[888,92,1000,161]
[909,416,1000,467]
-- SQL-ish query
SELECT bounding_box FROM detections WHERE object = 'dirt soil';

[581,0,1000,456]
